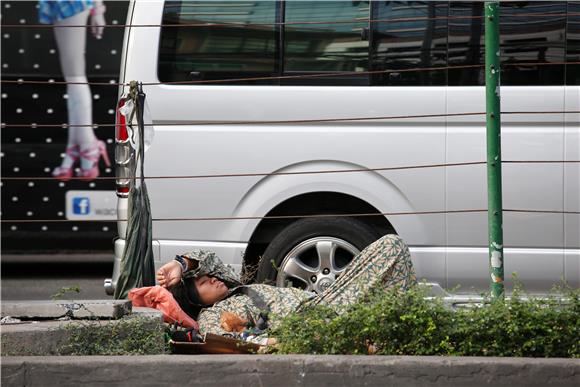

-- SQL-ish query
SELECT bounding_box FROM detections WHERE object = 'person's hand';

[90,3,106,39]
[156,261,183,288]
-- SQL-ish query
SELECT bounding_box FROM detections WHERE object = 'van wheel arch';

[256,217,381,290]
[241,192,395,283]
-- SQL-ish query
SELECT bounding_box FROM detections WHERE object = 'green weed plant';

[60,316,167,355]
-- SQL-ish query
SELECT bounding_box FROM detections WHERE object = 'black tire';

[256,217,381,290]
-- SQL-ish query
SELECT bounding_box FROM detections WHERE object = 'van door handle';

[189,71,201,79]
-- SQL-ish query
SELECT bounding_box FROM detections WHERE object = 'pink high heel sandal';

[52,145,80,182]
[78,140,111,182]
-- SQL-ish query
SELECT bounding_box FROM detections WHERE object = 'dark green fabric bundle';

[114,82,155,299]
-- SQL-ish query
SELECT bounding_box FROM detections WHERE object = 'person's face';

[193,275,229,305]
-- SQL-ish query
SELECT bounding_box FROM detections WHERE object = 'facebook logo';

[72,197,90,215]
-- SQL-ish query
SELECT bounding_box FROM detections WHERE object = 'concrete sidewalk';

[2,355,579,387]
[1,303,163,356]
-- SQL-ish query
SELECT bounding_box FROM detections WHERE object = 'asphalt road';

[1,254,114,301]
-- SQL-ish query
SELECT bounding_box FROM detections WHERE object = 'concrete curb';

[1,300,132,319]
[1,308,164,356]
[2,355,579,387]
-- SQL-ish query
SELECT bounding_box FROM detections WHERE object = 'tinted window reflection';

[449,1,566,86]
[158,1,278,84]
[157,1,572,87]
[501,1,565,85]
[448,1,484,86]
[372,1,448,86]
[567,2,580,85]
[283,1,370,85]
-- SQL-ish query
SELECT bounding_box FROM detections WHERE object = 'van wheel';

[256,218,381,294]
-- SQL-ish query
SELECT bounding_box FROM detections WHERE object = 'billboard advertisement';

[1,1,128,252]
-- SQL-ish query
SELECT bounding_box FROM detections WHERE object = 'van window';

[567,1,580,85]
[282,1,370,85]
[158,1,278,84]
[158,0,572,87]
[448,1,566,86]
[371,1,448,86]
[447,2,484,86]
[500,1,566,86]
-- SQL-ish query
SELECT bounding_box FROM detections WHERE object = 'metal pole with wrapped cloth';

[114,81,155,299]
[485,2,505,300]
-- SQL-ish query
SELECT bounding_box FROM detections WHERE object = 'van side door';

[446,1,567,294]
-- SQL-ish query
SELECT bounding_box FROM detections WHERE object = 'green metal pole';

[485,1,504,300]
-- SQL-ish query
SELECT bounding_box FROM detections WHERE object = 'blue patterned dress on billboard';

[38,0,94,24]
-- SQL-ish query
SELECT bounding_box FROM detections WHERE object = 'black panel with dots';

[1,1,128,252]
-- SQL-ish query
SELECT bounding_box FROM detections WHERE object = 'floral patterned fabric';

[301,234,416,311]
[196,234,416,341]
[197,284,313,339]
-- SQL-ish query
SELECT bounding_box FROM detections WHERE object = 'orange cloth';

[128,285,199,329]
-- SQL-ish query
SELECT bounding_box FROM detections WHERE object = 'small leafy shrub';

[271,284,579,357]
[60,316,167,355]
[452,285,579,357]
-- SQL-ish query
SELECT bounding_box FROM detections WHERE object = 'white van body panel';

[145,117,445,244]
[564,85,580,289]
[446,86,567,291]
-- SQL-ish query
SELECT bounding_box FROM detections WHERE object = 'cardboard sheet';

[170,333,261,354]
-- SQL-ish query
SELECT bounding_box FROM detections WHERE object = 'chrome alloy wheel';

[276,237,360,294]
